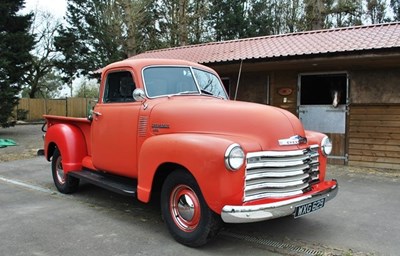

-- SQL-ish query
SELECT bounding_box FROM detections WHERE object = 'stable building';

[131,22,400,170]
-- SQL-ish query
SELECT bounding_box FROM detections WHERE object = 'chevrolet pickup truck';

[43,58,338,247]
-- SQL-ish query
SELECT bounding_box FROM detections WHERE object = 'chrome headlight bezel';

[224,144,245,171]
[321,136,333,156]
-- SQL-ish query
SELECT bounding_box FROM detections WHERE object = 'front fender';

[305,130,329,181]
[137,134,256,214]
[45,123,87,173]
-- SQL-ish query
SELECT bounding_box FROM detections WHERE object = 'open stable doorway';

[298,73,348,164]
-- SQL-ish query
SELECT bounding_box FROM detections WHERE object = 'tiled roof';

[130,22,400,64]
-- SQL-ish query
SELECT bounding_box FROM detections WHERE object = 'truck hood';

[148,97,306,151]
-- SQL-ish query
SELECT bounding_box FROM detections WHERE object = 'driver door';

[91,70,140,178]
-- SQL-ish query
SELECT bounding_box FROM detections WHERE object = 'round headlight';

[225,144,245,171]
[321,136,332,156]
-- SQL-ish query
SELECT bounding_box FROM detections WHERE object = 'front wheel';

[51,148,79,194]
[161,170,222,247]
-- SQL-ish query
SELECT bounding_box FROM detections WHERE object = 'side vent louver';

[138,116,148,137]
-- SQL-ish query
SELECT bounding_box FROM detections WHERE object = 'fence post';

[28,98,31,121]
[44,98,47,116]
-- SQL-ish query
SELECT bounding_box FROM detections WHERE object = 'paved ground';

[1,125,400,255]
[0,157,285,256]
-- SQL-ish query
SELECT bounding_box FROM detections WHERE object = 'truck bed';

[44,114,93,157]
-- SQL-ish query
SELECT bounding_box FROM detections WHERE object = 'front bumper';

[221,181,338,223]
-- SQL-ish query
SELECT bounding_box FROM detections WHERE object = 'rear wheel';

[161,170,222,247]
[51,148,79,194]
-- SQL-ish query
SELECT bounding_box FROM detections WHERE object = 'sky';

[23,0,67,20]
[22,0,395,23]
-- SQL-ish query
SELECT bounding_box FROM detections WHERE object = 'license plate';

[294,198,326,218]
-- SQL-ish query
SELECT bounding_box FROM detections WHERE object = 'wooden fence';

[15,98,97,121]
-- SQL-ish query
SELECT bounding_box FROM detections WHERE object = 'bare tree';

[191,0,210,43]
[329,0,363,27]
[304,0,330,30]
[391,0,400,21]
[114,0,150,57]
[159,0,211,46]
[366,0,388,24]
[23,11,62,98]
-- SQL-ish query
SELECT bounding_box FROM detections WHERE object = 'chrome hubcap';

[177,194,195,221]
[170,185,201,232]
[55,156,65,185]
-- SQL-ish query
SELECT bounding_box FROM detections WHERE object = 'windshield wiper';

[200,89,225,99]
[171,90,221,98]
[200,89,213,95]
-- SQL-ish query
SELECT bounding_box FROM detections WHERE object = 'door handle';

[92,111,102,116]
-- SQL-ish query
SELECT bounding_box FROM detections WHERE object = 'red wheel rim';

[169,184,201,232]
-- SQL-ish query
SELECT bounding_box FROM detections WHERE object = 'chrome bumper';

[221,182,338,223]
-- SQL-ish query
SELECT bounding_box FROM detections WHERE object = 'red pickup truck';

[44,58,338,247]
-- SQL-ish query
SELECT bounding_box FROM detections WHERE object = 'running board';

[69,169,137,196]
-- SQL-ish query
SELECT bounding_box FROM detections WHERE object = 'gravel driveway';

[0,124,45,162]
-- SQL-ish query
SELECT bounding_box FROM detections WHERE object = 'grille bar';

[244,146,320,202]
[246,169,306,179]
[245,173,310,188]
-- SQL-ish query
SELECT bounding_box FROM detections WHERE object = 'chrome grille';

[244,145,320,202]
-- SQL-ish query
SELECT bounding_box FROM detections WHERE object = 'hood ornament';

[279,135,307,146]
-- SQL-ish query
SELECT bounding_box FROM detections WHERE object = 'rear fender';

[45,124,87,173]
[137,134,247,214]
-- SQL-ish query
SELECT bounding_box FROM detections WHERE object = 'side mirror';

[133,88,146,102]
[133,88,148,110]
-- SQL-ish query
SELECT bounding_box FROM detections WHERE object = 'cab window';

[104,71,136,103]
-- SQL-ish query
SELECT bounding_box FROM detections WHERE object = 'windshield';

[143,66,227,99]
[192,68,227,99]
